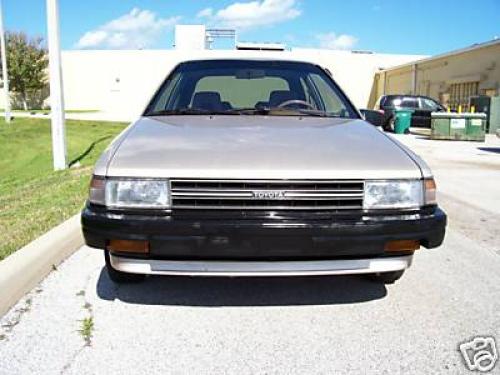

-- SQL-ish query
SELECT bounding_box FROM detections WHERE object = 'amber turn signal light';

[384,240,420,253]
[107,239,149,254]
[424,178,437,205]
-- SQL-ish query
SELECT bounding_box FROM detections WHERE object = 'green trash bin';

[394,110,413,134]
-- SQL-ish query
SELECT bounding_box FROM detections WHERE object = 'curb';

[0,214,83,317]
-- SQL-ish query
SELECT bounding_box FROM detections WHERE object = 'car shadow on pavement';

[96,268,387,307]
[478,147,500,154]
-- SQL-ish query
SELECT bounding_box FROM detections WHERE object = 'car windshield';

[144,60,358,118]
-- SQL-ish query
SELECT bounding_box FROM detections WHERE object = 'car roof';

[178,57,322,66]
[383,94,434,100]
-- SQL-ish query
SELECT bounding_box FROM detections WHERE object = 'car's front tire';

[383,116,395,132]
[104,251,146,283]
[366,270,405,284]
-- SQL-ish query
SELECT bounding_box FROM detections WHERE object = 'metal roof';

[377,38,500,73]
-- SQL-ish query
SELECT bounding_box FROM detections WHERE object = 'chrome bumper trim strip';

[110,254,412,277]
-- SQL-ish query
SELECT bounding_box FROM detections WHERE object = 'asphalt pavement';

[1,132,499,375]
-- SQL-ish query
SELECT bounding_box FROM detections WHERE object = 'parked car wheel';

[383,116,395,132]
[104,251,146,283]
[366,270,405,284]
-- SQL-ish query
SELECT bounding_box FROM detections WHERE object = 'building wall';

[56,49,424,121]
[288,49,424,108]
[369,41,500,109]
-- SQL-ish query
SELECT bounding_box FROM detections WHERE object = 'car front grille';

[170,179,364,210]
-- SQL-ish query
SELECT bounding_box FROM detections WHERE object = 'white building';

[58,48,424,121]
[0,24,425,121]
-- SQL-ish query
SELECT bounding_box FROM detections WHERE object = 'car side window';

[299,77,318,109]
[309,74,348,114]
[421,98,439,111]
[400,98,418,108]
[388,97,402,107]
[151,72,182,111]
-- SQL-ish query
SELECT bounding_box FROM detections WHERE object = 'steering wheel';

[277,99,315,110]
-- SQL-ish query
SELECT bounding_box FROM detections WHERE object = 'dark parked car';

[359,109,384,127]
[375,95,446,131]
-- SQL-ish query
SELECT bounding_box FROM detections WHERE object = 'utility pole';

[46,0,66,170]
[0,0,11,123]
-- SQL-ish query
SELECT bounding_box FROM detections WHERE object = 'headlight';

[106,179,170,208]
[363,180,423,210]
[88,176,170,209]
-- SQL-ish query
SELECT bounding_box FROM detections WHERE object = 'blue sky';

[3,0,500,55]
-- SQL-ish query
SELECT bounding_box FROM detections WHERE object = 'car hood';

[105,116,422,179]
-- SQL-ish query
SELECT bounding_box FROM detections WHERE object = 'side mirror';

[360,109,384,127]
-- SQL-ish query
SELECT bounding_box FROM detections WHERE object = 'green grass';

[0,117,127,260]
[79,316,94,346]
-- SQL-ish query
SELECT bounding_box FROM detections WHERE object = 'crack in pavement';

[59,267,99,375]
[0,287,42,342]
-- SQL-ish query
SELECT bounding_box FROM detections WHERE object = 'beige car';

[82,59,446,284]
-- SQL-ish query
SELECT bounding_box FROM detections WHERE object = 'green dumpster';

[488,96,500,135]
[431,113,486,141]
[466,114,487,141]
[394,109,413,134]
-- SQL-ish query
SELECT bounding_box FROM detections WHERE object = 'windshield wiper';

[145,108,262,116]
[145,108,214,116]
[228,107,337,117]
[145,107,342,118]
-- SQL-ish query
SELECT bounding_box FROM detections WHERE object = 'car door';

[403,97,428,128]
[417,97,443,128]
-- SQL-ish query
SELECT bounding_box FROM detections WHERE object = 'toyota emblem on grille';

[252,190,286,200]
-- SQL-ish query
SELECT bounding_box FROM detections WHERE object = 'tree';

[1,32,48,110]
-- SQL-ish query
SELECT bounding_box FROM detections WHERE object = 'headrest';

[192,91,223,111]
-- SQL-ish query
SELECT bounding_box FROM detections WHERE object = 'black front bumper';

[81,205,446,261]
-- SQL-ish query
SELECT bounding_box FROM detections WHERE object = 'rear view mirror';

[360,109,384,127]
[235,69,266,79]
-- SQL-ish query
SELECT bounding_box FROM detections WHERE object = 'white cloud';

[196,8,214,18]
[198,0,301,30]
[316,32,358,50]
[75,8,180,49]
